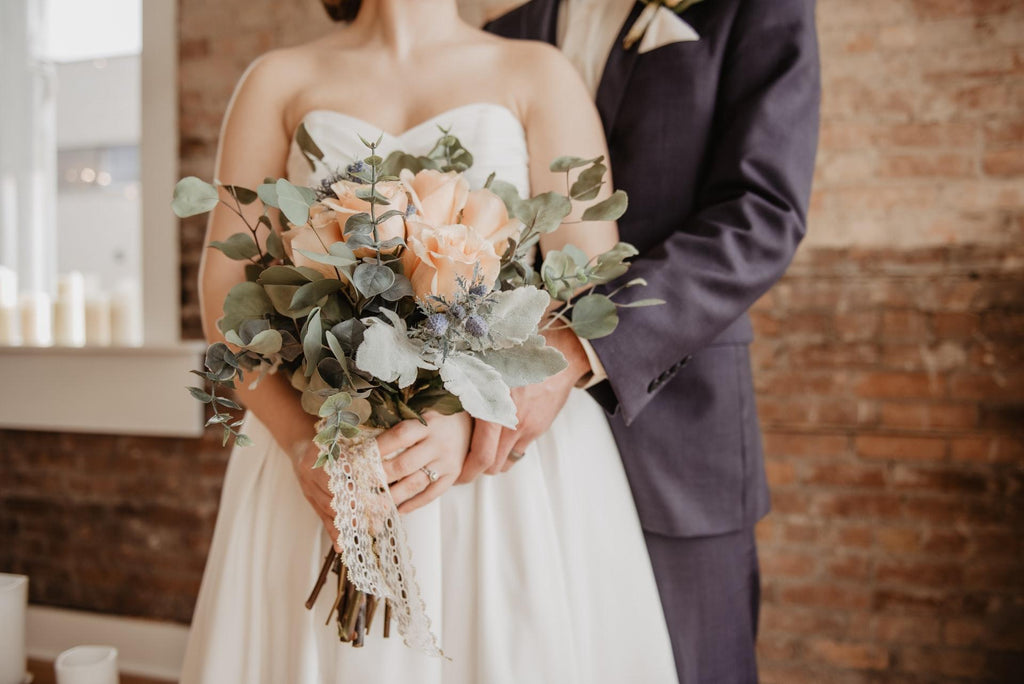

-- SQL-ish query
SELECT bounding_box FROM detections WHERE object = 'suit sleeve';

[588,0,821,425]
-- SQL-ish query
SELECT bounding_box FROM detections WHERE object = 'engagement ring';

[420,466,439,483]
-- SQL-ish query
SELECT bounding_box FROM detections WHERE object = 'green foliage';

[581,190,628,222]
[171,177,219,217]
[276,179,314,225]
[210,232,260,261]
[570,294,619,339]
[352,263,396,298]
[218,281,274,333]
[439,352,516,429]
[295,121,325,172]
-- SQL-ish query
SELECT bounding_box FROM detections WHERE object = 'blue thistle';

[448,303,467,320]
[464,314,488,338]
[468,283,489,297]
[425,313,449,337]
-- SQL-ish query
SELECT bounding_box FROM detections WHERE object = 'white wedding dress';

[180,102,678,684]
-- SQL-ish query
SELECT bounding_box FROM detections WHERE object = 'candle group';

[0,267,141,348]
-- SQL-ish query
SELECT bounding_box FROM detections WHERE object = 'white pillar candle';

[19,291,52,347]
[84,293,112,347]
[0,573,28,684]
[54,271,87,347]
[54,646,119,684]
[110,281,141,347]
[0,266,19,346]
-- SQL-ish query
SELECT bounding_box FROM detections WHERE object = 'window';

[0,0,203,436]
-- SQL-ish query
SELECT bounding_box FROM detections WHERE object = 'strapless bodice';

[286,102,530,195]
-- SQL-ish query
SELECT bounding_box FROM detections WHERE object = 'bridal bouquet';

[173,127,658,655]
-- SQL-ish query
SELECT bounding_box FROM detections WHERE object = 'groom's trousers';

[644,527,761,684]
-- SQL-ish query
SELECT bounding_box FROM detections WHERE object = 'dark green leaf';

[210,232,259,260]
[295,122,325,171]
[581,190,628,222]
[218,282,274,333]
[224,185,258,205]
[265,229,285,260]
[570,162,607,201]
[215,396,243,410]
[290,278,343,310]
[345,213,374,235]
[187,386,213,403]
[352,263,396,298]
[549,155,603,173]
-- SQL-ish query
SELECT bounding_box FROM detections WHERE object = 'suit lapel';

[595,1,646,137]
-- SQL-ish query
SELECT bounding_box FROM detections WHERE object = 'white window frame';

[0,1,205,438]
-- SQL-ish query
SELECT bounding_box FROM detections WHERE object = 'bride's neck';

[347,0,465,54]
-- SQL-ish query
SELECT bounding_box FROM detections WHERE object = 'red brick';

[780,582,873,611]
[765,458,798,486]
[762,432,851,458]
[877,528,922,554]
[826,554,872,582]
[835,525,875,549]
[875,615,943,645]
[879,402,978,430]
[761,550,819,578]
[811,492,904,520]
[890,464,989,493]
[877,560,964,588]
[983,147,1024,177]
[855,434,948,461]
[950,435,1024,464]
[877,152,975,178]
[949,371,1024,401]
[806,638,890,671]
[802,462,887,487]
[943,618,988,646]
[897,646,987,678]
[855,372,943,399]
[930,311,980,338]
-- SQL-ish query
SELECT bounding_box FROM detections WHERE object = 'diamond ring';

[420,466,439,483]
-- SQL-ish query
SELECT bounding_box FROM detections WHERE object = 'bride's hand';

[291,441,343,550]
[377,411,473,514]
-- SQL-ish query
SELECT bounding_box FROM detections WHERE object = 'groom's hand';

[457,326,592,482]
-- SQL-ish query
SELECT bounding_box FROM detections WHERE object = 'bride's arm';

[199,53,316,455]
[198,54,341,536]
[521,44,620,261]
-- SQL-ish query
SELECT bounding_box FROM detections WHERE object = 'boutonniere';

[623,0,704,51]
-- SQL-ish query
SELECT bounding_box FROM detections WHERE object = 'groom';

[463,0,820,680]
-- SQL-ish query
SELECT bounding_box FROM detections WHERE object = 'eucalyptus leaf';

[302,308,323,377]
[518,192,572,235]
[549,155,602,173]
[187,386,213,403]
[264,284,305,317]
[618,298,666,308]
[235,433,254,447]
[345,213,374,235]
[352,263,396,298]
[244,329,284,355]
[224,185,258,205]
[210,232,260,261]
[258,265,314,286]
[330,319,366,353]
[295,247,356,270]
[276,179,313,225]
[257,183,279,208]
[380,274,414,302]
[218,281,274,333]
[290,278,343,310]
[318,390,352,418]
[171,177,219,217]
[581,190,629,222]
[488,180,523,218]
[570,293,619,339]
[570,162,607,201]
[265,229,285,260]
[439,352,517,428]
[295,121,325,171]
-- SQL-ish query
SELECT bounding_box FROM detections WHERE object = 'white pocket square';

[638,6,700,54]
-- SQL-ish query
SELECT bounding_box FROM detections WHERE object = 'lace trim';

[322,424,445,657]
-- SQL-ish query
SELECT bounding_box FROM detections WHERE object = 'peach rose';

[321,178,408,250]
[400,169,470,228]
[460,188,522,256]
[281,203,346,279]
[406,224,501,303]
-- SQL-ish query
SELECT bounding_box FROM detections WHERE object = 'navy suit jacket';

[487,0,821,537]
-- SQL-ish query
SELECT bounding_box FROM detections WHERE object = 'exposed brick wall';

[752,246,1024,683]
[1,0,1022,681]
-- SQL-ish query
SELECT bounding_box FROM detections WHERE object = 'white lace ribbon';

[322,424,444,657]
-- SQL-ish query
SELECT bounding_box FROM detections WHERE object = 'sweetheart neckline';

[290,102,526,147]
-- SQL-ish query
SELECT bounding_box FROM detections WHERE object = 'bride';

[181,0,677,681]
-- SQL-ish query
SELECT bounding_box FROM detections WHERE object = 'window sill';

[0,341,207,437]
